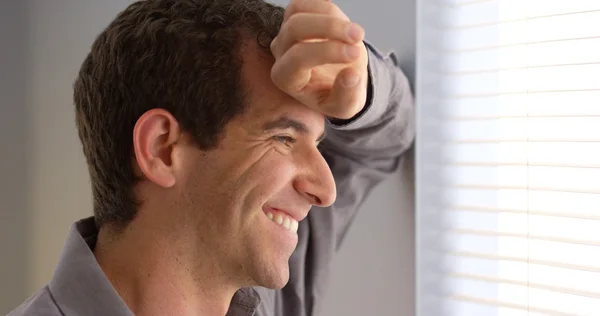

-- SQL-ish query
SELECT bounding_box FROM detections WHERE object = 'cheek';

[259,153,296,182]
[240,150,297,209]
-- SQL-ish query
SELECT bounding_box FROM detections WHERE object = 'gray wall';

[0,1,415,315]
[0,0,31,311]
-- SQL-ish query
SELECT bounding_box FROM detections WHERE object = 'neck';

[94,215,237,316]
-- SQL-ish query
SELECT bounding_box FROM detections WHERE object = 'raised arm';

[253,41,415,316]
[319,41,415,251]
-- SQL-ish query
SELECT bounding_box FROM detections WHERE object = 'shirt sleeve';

[253,41,416,316]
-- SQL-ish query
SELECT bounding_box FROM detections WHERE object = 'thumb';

[320,67,367,120]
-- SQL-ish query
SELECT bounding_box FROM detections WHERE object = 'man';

[8,0,414,315]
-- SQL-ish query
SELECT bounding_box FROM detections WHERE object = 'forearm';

[325,41,415,166]
[320,41,415,249]
[265,42,415,316]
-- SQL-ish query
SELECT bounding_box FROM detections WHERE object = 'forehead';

[238,41,324,127]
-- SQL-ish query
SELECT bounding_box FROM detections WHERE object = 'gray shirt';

[7,42,414,316]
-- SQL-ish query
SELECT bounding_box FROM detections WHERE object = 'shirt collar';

[49,217,133,316]
[48,216,261,316]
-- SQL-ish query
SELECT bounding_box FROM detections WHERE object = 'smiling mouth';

[264,209,299,234]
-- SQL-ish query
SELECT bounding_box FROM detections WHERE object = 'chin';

[250,257,291,289]
[260,273,290,290]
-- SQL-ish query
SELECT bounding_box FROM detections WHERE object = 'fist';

[270,0,369,120]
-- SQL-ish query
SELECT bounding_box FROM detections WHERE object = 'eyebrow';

[262,116,327,143]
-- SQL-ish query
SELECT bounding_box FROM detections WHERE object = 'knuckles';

[282,14,303,39]
[285,0,344,21]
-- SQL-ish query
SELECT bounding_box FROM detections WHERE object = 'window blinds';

[416,0,600,315]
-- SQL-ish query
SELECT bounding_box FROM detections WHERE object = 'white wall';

[0,1,415,314]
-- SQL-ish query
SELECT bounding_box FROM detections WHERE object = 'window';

[416,0,600,315]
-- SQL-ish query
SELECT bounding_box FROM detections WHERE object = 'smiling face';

[175,42,337,289]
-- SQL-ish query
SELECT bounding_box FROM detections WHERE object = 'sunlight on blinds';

[416,0,600,315]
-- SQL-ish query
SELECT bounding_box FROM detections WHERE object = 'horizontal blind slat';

[441,11,600,51]
[441,65,600,96]
[447,272,600,299]
[442,0,600,27]
[445,184,600,195]
[440,117,600,143]
[442,88,600,99]
[447,294,577,316]
[442,233,600,268]
[446,255,600,300]
[439,35,600,54]
[449,276,600,314]
[442,61,600,76]
[438,90,600,121]
[443,162,600,169]
[441,38,600,73]
[445,212,600,250]
[443,9,600,30]
[445,205,600,221]
[442,189,600,219]
[441,165,600,192]
[447,251,600,273]
[446,140,600,144]
[444,115,600,120]
[450,228,600,247]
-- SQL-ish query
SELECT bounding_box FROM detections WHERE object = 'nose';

[293,148,337,207]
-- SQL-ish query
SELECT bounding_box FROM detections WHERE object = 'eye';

[273,135,296,145]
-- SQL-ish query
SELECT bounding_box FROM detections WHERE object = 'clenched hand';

[270,0,369,120]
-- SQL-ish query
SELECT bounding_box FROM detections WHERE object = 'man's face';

[177,42,337,289]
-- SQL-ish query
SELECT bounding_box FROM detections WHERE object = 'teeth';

[282,217,290,230]
[274,213,283,225]
[266,211,299,234]
[290,219,298,233]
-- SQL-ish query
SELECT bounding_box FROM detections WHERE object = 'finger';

[284,0,349,22]
[271,41,363,93]
[272,13,364,58]
[320,67,367,119]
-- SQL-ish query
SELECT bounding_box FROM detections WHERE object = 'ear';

[132,109,181,188]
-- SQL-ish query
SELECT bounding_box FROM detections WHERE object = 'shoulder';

[6,286,63,316]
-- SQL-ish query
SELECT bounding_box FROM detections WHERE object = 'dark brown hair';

[73,0,284,228]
